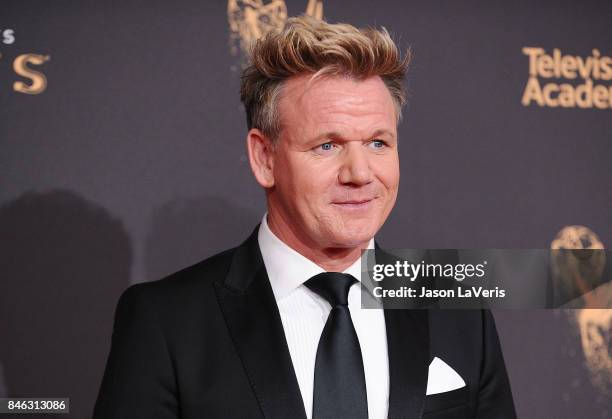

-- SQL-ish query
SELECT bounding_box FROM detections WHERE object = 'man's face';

[266,75,400,249]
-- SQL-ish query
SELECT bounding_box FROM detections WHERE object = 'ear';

[246,128,276,188]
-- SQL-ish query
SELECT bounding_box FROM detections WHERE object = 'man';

[94,16,516,419]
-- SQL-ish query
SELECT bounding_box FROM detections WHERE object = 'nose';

[338,144,373,186]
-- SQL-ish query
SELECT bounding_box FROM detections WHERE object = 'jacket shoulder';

[121,247,237,307]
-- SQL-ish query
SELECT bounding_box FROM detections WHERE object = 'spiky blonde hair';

[240,15,410,140]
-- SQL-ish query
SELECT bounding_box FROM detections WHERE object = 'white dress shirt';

[258,214,389,419]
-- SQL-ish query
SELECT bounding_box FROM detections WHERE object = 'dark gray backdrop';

[1,1,611,418]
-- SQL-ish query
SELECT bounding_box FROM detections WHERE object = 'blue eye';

[313,142,337,155]
[370,140,385,149]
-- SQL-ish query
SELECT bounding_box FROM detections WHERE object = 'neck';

[266,210,368,272]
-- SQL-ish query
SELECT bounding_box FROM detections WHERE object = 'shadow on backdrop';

[145,195,260,281]
[0,190,132,419]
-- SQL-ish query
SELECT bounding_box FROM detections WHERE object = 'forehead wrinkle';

[316,100,396,132]
[304,95,394,131]
[280,75,397,140]
[306,113,395,146]
[287,74,390,109]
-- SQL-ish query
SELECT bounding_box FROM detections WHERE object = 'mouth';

[331,197,376,210]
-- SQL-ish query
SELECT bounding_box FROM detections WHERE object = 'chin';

[328,223,378,248]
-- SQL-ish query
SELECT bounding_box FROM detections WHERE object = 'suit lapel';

[375,245,431,419]
[214,227,307,419]
[385,309,430,419]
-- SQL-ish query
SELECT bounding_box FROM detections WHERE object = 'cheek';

[376,155,400,192]
[273,151,300,188]
[285,157,338,195]
[274,156,334,207]
[296,172,335,204]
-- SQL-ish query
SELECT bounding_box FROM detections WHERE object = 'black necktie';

[305,272,368,419]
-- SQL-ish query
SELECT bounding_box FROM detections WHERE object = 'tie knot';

[305,272,357,306]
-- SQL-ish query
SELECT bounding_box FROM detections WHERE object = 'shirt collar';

[258,213,374,301]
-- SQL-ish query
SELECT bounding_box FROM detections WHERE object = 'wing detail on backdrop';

[552,225,611,395]
[228,0,323,57]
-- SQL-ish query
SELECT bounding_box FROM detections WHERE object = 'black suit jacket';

[93,227,516,419]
